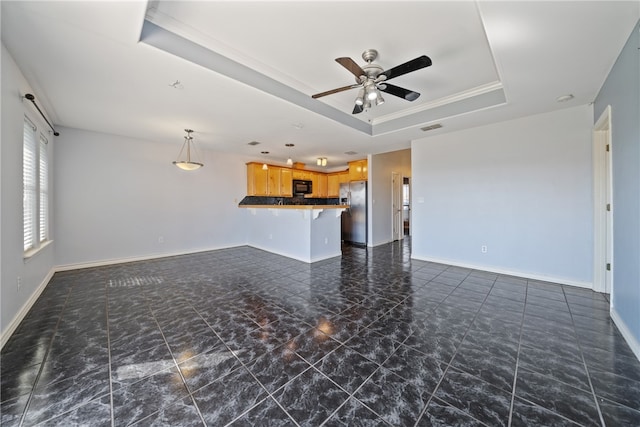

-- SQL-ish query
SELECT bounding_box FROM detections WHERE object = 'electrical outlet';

[481,245,488,253]
[17,276,22,292]
[324,237,328,244]
[269,234,273,240]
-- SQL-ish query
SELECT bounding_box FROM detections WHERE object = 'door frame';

[403,176,411,237]
[593,105,613,296]
[391,172,403,241]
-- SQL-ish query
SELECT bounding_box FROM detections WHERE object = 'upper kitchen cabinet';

[246,162,269,196]
[314,173,328,198]
[267,167,281,196]
[280,168,293,196]
[348,159,368,181]
[247,163,293,197]
[292,169,312,180]
[327,171,348,197]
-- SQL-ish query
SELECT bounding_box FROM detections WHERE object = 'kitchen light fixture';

[285,143,295,166]
[317,157,327,167]
[173,129,203,171]
[261,151,269,170]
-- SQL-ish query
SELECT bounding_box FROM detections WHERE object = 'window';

[23,117,49,254]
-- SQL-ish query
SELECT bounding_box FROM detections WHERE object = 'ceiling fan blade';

[312,84,360,99]
[379,83,421,101]
[352,104,364,114]
[336,57,366,78]
[380,55,432,81]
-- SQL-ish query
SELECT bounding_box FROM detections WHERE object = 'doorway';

[392,172,403,241]
[593,105,613,297]
[403,177,411,236]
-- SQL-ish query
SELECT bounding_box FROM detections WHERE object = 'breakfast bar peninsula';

[238,203,348,263]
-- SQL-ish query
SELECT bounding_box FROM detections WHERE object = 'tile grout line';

[17,280,76,427]
[561,286,607,427]
[142,292,208,426]
[105,273,115,427]
[506,278,529,427]
[189,304,302,426]
[412,267,495,427]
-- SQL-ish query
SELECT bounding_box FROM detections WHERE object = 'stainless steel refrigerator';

[340,180,367,245]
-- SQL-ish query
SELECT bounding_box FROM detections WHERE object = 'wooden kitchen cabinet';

[316,173,328,198]
[348,159,368,181]
[327,171,348,197]
[246,162,269,196]
[292,169,312,180]
[247,163,293,197]
[267,167,281,196]
[280,168,292,196]
[248,162,353,198]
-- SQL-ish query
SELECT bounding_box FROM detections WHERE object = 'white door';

[392,172,403,241]
[604,134,613,294]
[593,106,613,296]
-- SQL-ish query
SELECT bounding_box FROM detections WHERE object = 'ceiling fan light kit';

[312,49,432,114]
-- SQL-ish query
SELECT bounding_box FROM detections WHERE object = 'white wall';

[1,44,56,341]
[369,149,411,246]
[244,208,342,263]
[411,105,594,286]
[54,127,250,268]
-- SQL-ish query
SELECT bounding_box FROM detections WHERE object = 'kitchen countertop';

[239,205,349,209]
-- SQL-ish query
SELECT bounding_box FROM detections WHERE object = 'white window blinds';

[39,134,48,242]
[23,118,37,251]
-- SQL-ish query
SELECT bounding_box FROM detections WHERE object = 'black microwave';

[292,179,312,195]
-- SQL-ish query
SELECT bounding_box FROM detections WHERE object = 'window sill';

[23,239,53,262]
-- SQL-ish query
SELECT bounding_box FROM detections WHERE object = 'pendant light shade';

[173,129,203,171]
[285,143,295,166]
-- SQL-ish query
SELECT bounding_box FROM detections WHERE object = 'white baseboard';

[611,307,640,362]
[247,244,341,264]
[411,255,593,289]
[54,244,247,272]
[2,245,245,350]
[1,268,55,350]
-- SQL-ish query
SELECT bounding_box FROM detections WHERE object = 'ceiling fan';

[312,49,432,114]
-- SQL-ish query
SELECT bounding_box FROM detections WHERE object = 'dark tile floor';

[2,240,640,426]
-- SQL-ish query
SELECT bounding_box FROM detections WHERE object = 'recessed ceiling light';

[556,94,574,103]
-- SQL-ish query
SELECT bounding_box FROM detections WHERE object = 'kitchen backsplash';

[239,196,341,206]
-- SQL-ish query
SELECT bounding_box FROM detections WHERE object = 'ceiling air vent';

[248,141,261,146]
[421,123,442,132]
[344,151,358,155]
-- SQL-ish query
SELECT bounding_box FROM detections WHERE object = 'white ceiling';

[2,1,638,170]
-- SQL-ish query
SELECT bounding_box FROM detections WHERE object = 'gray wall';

[54,128,250,268]
[1,44,56,339]
[1,43,251,340]
[594,21,640,351]
[411,105,594,286]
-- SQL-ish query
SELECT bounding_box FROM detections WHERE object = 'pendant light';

[173,129,203,171]
[285,143,295,166]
